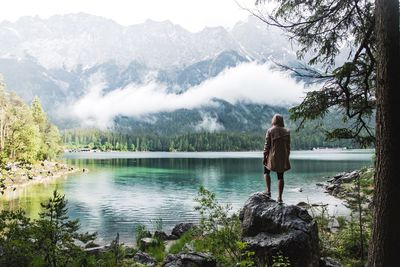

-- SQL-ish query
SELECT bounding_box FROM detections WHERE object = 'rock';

[154,230,169,240]
[327,177,336,183]
[319,257,343,267]
[326,184,337,191]
[333,172,346,179]
[328,218,340,233]
[311,203,328,207]
[340,171,359,183]
[162,252,216,267]
[171,223,196,238]
[139,237,157,250]
[134,251,157,266]
[239,192,320,267]
[84,245,108,255]
[316,183,326,187]
[296,201,310,208]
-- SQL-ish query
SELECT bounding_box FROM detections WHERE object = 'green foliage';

[271,251,291,267]
[256,0,376,146]
[168,230,196,254]
[31,96,63,160]
[34,190,97,266]
[236,241,256,267]
[63,121,363,153]
[151,218,163,232]
[0,210,36,266]
[194,186,255,266]
[309,168,374,266]
[145,240,166,262]
[0,190,97,267]
[134,223,166,262]
[0,79,63,166]
[135,223,149,248]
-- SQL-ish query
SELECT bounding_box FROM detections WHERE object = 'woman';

[263,114,291,203]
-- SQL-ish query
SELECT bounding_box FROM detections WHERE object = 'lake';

[0,150,373,245]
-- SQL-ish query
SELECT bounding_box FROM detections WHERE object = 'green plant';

[134,222,166,262]
[146,241,166,262]
[236,241,256,267]
[34,190,97,266]
[0,190,97,267]
[135,223,149,248]
[309,169,374,266]
[0,209,36,266]
[168,229,196,254]
[152,218,163,232]
[194,186,255,266]
[271,251,291,267]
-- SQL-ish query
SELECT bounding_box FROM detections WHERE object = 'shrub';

[194,186,255,266]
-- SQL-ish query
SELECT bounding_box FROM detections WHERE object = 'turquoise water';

[1,150,373,245]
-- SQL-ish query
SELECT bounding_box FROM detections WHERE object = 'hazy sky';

[0,0,260,32]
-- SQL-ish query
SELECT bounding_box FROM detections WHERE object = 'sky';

[0,0,261,32]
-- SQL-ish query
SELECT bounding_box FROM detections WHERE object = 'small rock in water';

[296,201,310,208]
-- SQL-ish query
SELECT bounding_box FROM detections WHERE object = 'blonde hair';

[271,114,285,127]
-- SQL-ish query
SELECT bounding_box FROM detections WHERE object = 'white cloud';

[71,62,310,127]
[195,113,225,132]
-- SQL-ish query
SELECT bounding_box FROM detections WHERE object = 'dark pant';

[264,167,284,180]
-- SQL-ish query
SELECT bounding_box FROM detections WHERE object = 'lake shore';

[1,160,84,193]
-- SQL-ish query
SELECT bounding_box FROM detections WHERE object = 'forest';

[0,79,62,165]
[62,126,358,152]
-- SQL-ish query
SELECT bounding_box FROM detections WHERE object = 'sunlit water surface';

[0,150,373,245]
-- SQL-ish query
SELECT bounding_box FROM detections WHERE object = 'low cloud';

[70,62,309,127]
[195,112,225,132]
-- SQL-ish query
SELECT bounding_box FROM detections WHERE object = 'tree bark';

[368,0,400,265]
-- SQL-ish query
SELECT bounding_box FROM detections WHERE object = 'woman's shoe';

[277,198,283,204]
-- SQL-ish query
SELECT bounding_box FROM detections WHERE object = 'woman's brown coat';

[263,126,291,173]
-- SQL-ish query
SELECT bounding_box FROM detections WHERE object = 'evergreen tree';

[35,190,96,266]
[253,0,400,263]
[31,96,63,160]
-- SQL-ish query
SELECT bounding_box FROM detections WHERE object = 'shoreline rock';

[240,192,320,267]
[320,168,373,200]
[1,160,83,194]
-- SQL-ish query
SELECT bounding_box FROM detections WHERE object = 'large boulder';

[162,252,216,267]
[239,192,320,267]
[171,223,196,238]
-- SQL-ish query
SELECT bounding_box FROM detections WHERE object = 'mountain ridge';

[0,13,303,134]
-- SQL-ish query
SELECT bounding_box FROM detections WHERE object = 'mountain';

[0,14,294,70]
[0,14,301,134]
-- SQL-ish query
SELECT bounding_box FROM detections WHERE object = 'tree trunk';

[368,0,400,265]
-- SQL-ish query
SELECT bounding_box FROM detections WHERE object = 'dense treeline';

[0,79,62,164]
[63,127,359,152]
[63,129,263,151]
